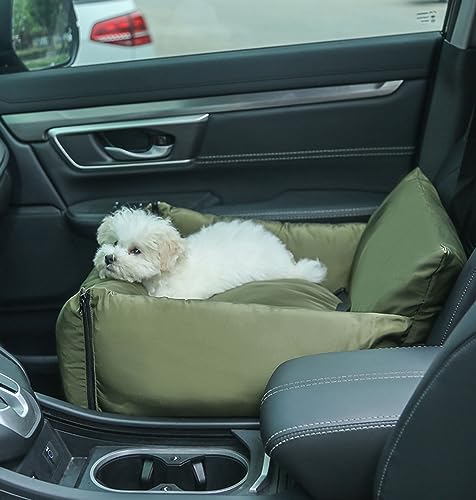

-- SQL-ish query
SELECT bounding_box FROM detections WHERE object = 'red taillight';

[90,11,152,46]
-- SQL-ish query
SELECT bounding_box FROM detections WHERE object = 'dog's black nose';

[105,254,115,266]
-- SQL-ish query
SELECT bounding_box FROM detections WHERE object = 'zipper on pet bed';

[79,288,97,411]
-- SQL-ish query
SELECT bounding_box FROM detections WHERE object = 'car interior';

[1,0,476,498]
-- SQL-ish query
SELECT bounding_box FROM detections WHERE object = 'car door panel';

[22,77,425,230]
[0,30,443,393]
[11,78,426,206]
[0,32,438,113]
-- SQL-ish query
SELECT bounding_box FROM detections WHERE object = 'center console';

[0,346,291,499]
[0,342,442,500]
[15,419,261,495]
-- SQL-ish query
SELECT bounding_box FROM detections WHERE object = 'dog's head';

[93,207,184,283]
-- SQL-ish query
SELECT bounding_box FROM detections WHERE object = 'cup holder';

[91,448,248,493]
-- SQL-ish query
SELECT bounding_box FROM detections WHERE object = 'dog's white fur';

[93,208,327,299]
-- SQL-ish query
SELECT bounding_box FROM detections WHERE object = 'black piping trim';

[79,288,97,411]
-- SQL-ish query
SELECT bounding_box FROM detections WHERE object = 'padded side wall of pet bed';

[57,285,410,417]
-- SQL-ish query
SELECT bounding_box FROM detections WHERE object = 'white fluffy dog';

[93,208,326,299]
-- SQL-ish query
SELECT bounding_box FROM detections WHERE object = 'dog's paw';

[295,258,327,283]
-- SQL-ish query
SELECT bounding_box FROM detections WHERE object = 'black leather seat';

[426,246,476,345]
[261,248,476,500]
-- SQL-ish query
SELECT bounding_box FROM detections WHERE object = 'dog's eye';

[113,241,118,246]
[130,248,141,255]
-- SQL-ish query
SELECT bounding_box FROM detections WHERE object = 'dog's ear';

[97,214,116,245]
[158,224,185,272]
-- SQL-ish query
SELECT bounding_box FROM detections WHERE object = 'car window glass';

[10,0,450,70]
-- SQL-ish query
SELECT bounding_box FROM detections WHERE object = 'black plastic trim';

[38,394,260,431]
[445,0,463,41]
[0,467,310,500]
[0,32,441,113]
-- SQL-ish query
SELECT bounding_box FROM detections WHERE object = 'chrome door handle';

[104,144,174,161]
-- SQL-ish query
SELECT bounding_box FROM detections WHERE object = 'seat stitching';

[439,268,476,345]
[200,146,415,159]
[222,207,374,215]
[261,374,424,406]
[269,423,396,455]
[262,371,425,403]
[265,414,400,447]
[196,152,413,164]
[261,371,425,405]
[379,346,439,350]
[262,371,423,400]
[213,207,376,217]
[376,333,476,498]
[215,212,371,221]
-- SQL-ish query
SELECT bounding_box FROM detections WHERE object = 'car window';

[11,0,451,70]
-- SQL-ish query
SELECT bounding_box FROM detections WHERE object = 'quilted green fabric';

[350,168,466,344]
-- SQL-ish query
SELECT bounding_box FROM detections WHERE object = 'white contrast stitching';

[269,423,396,455]
[261,371,425,405]
[196,151,413,164]
[262,371,425,402]
[265,414,400,447]
[261,373,424,406]
[229,212,369,221]
[234,207,372,215]
[261,374,424,405]
[378,346,439,350]
[200,146,415,159]
[439,268,476,345]
[222,207,376,218]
